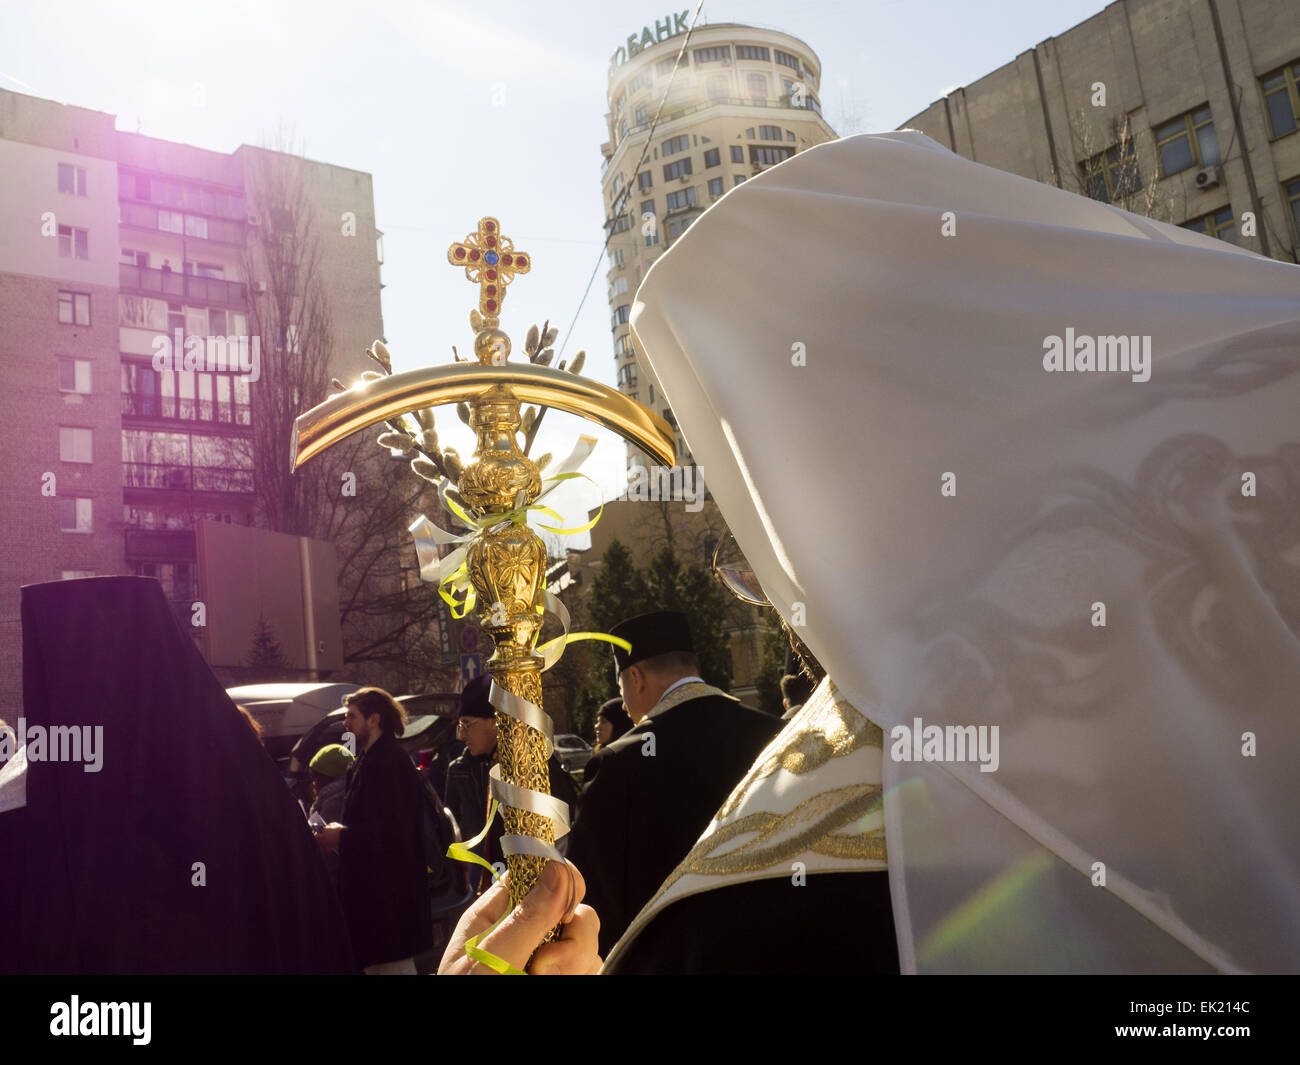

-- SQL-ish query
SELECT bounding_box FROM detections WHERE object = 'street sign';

[459,625,480,653]
[460,653,482,682]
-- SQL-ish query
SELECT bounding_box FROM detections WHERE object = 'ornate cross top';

[446,216,531,321]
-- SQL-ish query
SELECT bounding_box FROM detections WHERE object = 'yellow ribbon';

[447,798,527,976]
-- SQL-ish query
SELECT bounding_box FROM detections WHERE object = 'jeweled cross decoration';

[447,216,531,320]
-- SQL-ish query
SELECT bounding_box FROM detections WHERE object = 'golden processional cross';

[291,216,674,922]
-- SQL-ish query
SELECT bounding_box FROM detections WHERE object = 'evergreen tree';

[584,539,652,703]
[644,543,734,692]
[246,613,288,674]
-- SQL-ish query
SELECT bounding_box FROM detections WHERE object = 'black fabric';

[457,674,494,718]
[565,691,780,955]
[0,576,353,974]
[606,871,899,974]
[445,747,580,895]
[338,730,433,968]
[610,611,695,672]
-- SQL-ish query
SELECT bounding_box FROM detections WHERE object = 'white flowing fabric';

[630,130,1300,973]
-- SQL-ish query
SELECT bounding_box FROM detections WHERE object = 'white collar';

[660,675,704,699]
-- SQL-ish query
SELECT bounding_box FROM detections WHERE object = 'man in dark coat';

[444,675,579,894]
[316,687,432,973]
[565,611,781,955]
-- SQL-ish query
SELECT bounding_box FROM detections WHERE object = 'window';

[158,210,184,234]
[1261,60,1300,139]
[758,125,783,141]
[667,215,695,239]
[648,384,655,404]
[787,130,796,142]
[746,127,755,139]
[617,364,637,388]
[628,71,651,92]
[183,214,209,238]
[615,333,634,357]
[58,163,87,196]
[656,57,677,76]
[1081,140,1141,203]
[734,174,747,186]
[62,571,96,580]
[750,145,794,166]
[610,275,629,298]
[666,188,696,211]
[58,290,90,325]
[615,94,626,113]
[59,498,93,533]
[704,148,720,168]
[694,45,730,65]
[747,73,767,99]
[59,358,91,393]
[1155,106,1220,176]
[614,305,630,326]
[635,104,648,125]
[736,45,770,61]
[708,177,724,198]
[775,50,800,71]
[609,214,631,234]
[637,171,652,191]
[663,134,690,156]
[640,198,655,217]
[708,75,729,101]
[1181,206,1236,243]
[59,427,93,463]
[645,223,659,248]
[629,392,639,403]
[1286,177,1300,244]
[58,225,89,259]
[609,247,625,269]
[663,158,693,181]
[613,173,625,195]
[730,145,744,163]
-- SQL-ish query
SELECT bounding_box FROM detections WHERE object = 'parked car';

[226,682,361,767]
[553,733,593,775]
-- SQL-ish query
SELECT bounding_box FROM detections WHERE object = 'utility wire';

[555,0,707,360]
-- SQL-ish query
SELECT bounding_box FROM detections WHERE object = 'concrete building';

[600,20,838,474]
[0,88,385,698]
[900,0,1300,263]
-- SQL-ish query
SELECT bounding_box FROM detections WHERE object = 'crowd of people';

[294,608,808,975]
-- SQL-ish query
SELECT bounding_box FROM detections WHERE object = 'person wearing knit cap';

[308,742,355,824]
[564,610,780,955]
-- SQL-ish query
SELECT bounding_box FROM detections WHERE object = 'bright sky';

[2,0,1110,532]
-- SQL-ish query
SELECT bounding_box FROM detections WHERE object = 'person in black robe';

[564,611,781,956]
[316,687,432,972]
[0,576,353,974]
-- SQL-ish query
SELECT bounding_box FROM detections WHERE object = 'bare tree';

[240,135,455,692]
[1053,108,1186,223]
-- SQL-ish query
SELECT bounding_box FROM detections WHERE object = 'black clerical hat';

[610,611,695,673]
[458,673,495,718]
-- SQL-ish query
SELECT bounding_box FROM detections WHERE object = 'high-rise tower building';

[600,22,837,474]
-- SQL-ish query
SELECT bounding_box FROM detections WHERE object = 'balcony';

[122,391,251,427]
[119,263,247,309]
[610,93,823,151]
[124,527,196,561]
[123,462,254,494]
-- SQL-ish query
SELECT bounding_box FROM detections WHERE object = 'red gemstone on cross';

[486,269,497,280]
[485,221,495,232]
[469,250,480,261]
[454,247,465,259]
[515,257,526,268]
[486,235,496,247]
[486,285,496,295]
[486,299,497,311]
[502,254,512,265]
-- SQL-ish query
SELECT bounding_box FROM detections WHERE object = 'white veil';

[630,131,1300,973]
